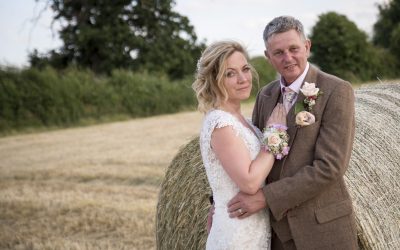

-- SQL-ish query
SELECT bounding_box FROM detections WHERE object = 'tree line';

[26,0,400,82]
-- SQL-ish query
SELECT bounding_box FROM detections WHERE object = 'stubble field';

[0,104,253,249]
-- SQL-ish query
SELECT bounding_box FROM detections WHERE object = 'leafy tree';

[249,56,277,95]
[390,24,400,57]
[30,0,205,78]
[372,0,400,78]
[373,0,400,49]
[309,12,377,82]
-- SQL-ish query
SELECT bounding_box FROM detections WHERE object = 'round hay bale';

[156,83,400,250]
[156,137,211,249]
[346,83,400,249]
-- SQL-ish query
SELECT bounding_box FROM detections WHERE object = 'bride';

[192,41,288,249]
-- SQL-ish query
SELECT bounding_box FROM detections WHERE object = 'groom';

[227,16,358,249]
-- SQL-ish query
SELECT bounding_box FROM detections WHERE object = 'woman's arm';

[211,126,274,194]
[211,104,286,195]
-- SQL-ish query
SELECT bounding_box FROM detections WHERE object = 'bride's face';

[223,51,252,102]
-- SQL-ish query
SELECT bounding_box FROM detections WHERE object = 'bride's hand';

[266,103,287,127]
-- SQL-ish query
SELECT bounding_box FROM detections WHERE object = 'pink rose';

[295,111,316,126]
[300,82,319,97]
[267,134,282,146]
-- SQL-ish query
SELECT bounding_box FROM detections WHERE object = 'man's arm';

[227,189,267,219]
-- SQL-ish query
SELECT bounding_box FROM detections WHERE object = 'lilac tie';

[283,87,296,112]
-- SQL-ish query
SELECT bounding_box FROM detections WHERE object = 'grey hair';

[263,16,307,51]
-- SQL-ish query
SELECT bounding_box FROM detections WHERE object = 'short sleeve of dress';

[200,110,241,146]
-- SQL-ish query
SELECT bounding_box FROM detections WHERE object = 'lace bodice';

[200,109,271,250]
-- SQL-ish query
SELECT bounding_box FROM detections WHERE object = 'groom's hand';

[227,189,266,219]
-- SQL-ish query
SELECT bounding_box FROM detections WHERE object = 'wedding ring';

[238,208,243,214]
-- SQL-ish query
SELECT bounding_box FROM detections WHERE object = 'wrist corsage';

[262,124,290,160]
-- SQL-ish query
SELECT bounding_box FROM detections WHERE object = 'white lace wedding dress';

[200,109,271,250]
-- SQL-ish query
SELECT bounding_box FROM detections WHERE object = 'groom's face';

[265,29,311,85]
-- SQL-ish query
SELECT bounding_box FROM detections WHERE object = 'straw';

[156,83,400,250]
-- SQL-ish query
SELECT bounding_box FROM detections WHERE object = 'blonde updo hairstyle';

[192,41,258,113]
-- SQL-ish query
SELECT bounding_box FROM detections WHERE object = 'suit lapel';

[286,91,304,145]
[280,65,319,175]
[261,81,281,127]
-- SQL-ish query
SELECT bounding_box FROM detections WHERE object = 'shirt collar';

[280,62,310,94]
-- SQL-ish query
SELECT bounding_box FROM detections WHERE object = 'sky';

[0,0,388,67]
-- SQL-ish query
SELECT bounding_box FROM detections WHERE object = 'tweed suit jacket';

[252,65,358,249]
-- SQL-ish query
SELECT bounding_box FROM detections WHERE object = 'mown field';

[0,103,253,249]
